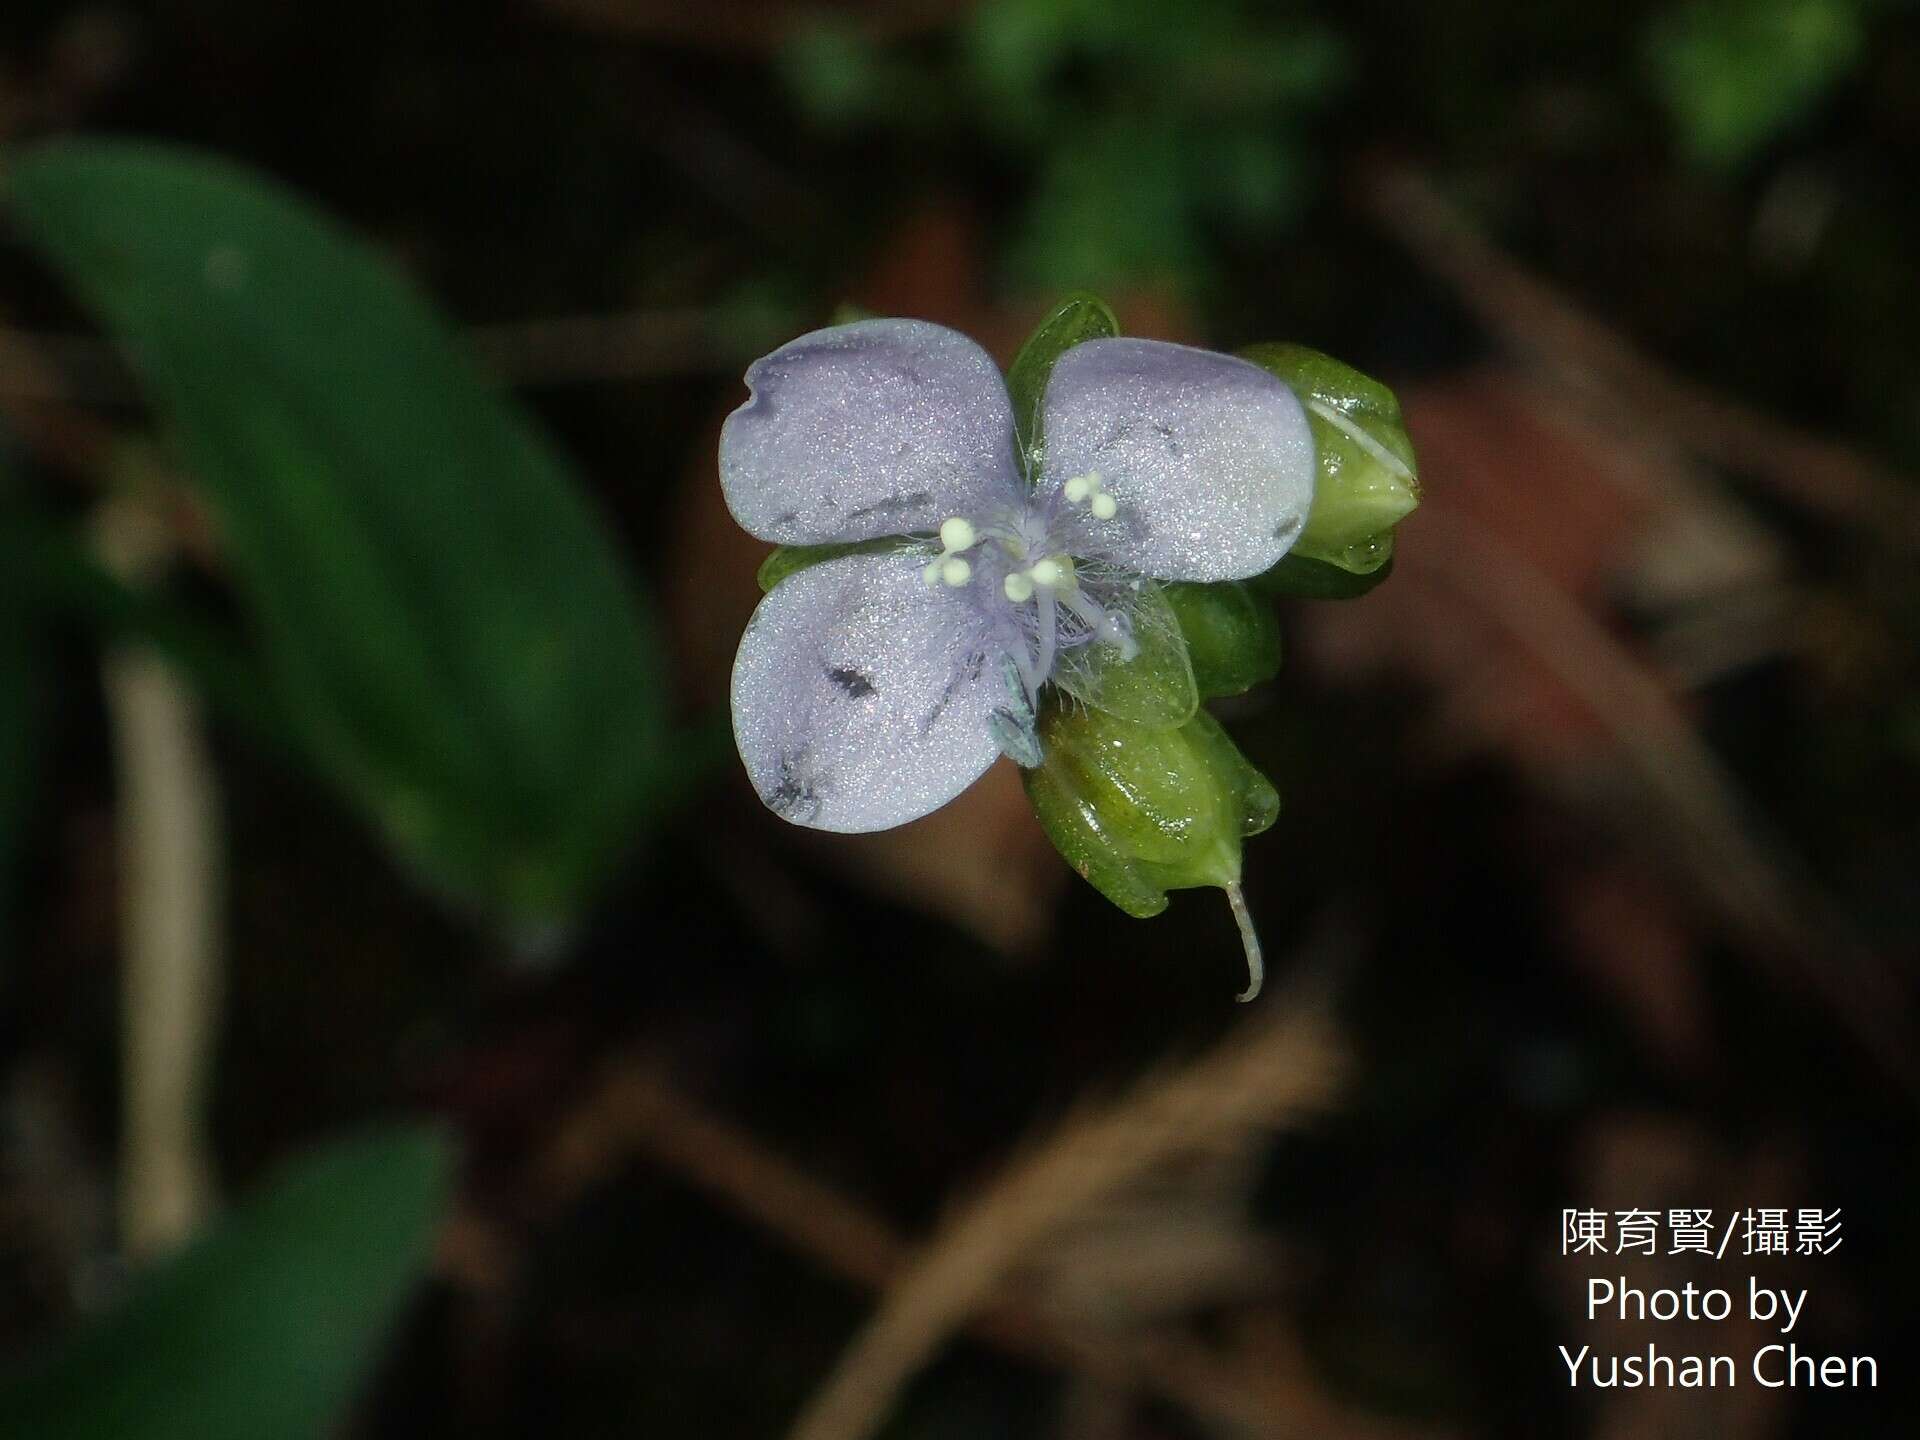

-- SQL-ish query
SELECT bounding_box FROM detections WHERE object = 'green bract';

[756,538,908,593]
[1004,291,1120,476]
[1242,343,1419,587]
[1023,700,1278,996]
[1162,581,1281,698]
[1051,580,1197,728]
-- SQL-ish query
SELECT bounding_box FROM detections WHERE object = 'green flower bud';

[1162,580,1281,698]
[1023,700,1279,999]
[1241,343,1420,583]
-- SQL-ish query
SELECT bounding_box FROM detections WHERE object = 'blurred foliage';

[6,141,692,928]
[0,457,43,961]
[780,0,1344,293]
[0,497,284,748]
[0,1127,450,1440]
[0,0,1915,1436]
[1644,0,1874,168]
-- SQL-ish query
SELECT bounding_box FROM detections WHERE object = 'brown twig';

[536,1062,1363,1437]
[784,972,1347,1440]
[1356,161,1920,549]
[526,967,1446,1440]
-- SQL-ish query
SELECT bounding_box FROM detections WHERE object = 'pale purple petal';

[720,319,1023,545]
[731,549,1005,832]
[1039,338,1315,582]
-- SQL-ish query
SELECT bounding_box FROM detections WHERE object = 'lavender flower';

[722,318,1315,833]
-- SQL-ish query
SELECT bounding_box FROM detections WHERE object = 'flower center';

[921,472,1141,704]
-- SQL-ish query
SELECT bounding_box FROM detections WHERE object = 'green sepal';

[1250,546,1396,600]
[1241,342,1419,576]
[1006,292,1119,479]
[756,537,915,593]
[1051,580,1196,728]
[1162,581,1281,698]
[1022,699,1279,919]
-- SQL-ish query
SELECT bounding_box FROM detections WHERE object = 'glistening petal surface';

[1039,338,1315,582]
[731,550,1004,832]
[719,318,1022,545]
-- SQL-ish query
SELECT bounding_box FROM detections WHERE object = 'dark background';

[2,0,1917,1435]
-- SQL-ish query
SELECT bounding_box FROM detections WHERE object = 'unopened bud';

[1242,343,1420,584]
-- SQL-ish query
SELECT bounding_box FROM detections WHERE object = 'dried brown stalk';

[93,494,224,1257]
[536,1062,1328,1435]
[784,977,1346,1440]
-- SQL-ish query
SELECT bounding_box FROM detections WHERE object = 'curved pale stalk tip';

[1226,881,1263,1002]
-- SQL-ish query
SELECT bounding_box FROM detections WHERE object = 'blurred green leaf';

[1004,291,1118,475]
[1646,0,1866,170]
[779,23,889,131]
[0,1125,452,1440]
[5,141,682,922]
[1010,118,1207,292]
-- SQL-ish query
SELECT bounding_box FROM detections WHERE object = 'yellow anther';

[1002,571,1035,603]
[1029,555,1074,589]
[1089,491,1118,521]
[938,517,977,552]
[939,555,972,587]
[1062,475,1092,504]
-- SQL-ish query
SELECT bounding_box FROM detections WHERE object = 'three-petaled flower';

[722,318,1316,832]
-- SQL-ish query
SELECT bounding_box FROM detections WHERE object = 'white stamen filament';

[1058,587,1138,660]
[1034,588,1057,688]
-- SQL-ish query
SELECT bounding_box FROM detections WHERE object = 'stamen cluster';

[920,471,1141,706]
